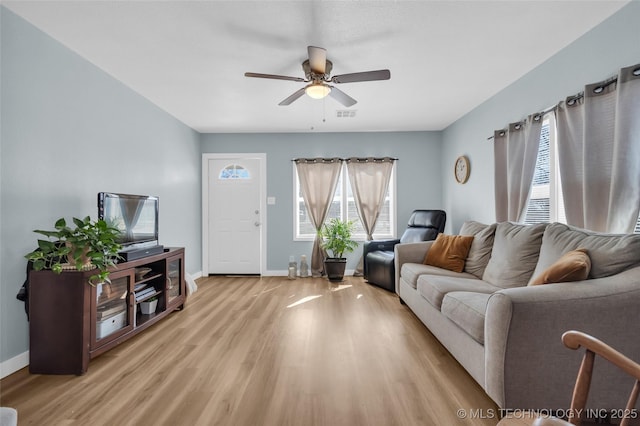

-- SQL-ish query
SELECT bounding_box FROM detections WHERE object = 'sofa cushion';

[460,221,497,278]
[441,291,491,344]
[529,249,591,286]
[482,222,547,288]
[423,233,474,273]
[400,263,477,289]
[417,275,499,310]
[531,222,640,280]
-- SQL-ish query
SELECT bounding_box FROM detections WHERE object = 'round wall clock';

[454,155,470,184]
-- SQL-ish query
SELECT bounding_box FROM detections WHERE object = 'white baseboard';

[1,351,28,379]
[264,269,357,277]
[198,269,359,278]
[188,271,203,280]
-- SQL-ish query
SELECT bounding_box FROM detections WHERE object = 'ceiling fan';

[244,46,390,107]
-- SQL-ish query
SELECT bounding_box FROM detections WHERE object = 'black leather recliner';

[363,209,446,292]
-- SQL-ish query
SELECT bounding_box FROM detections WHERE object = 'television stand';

[28,247,185,375]
[119,245,165,262]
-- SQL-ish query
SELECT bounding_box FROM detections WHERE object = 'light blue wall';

[0,8,202,364]
[441,1,640,233]
[201,132,443,270]
[2,0,638,370]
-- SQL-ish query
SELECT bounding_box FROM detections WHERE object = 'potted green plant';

[25,216,122,285]
[320,218,359,281]
[139,295,158,315]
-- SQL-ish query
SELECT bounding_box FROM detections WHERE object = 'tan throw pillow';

[529,249,591,286]
[424,233,475,273]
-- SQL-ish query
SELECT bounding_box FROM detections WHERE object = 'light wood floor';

[1,276,499,425]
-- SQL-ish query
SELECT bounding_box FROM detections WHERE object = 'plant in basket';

[25,216,122,285]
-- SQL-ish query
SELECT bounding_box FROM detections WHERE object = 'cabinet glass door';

[94,273,131,346]
[166,256,182,306]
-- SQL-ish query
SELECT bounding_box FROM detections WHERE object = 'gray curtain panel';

[294,158,342,277]
[493,114,543,223]
[556,63,640,233]
[346,157,395,276]
[494,129,508,222]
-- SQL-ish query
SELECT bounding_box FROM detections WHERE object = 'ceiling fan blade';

[331,69,391,84]
[307,46,327,75]
[245,72,305,82]
[278,88,306,106]
[328,86,357,107]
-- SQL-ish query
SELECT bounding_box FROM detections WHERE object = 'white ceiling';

[3,0,630,133]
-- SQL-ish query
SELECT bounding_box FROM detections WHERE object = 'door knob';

[255,222,261,227]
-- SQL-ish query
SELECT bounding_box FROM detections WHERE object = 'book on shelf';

[98,298,124,311]
[135,287,156,301]
[137,286,155,295]
[97,303,126,320]
[134,282,149,292]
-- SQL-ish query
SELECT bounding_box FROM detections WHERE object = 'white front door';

[203,154,265,275]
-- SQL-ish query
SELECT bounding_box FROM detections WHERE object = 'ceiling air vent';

[336,110,357,118]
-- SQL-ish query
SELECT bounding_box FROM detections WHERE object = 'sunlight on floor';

[286,295,322,308]
[252,285,282,297]
[329,284,352,292]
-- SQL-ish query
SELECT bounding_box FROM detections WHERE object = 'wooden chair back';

[498,330,640,426]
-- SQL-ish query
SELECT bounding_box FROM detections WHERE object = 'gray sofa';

[395,221,640,411]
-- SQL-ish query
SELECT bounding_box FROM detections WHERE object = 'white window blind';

[524,116,566,225]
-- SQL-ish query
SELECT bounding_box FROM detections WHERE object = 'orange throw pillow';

[424,233,474,273]
[529,249,591,286]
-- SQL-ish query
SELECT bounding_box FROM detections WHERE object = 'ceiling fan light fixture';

[305,83,331,99]
[245,46,390,106]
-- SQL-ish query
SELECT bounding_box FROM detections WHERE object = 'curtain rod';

[487,73,622,141]
[292,157,398,162]
[486,104,557,141]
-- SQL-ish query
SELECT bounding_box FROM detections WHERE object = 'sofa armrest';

[484,265,640,410]
[394,241,434,293]
[363,239,400,257]
[362,239,400,278]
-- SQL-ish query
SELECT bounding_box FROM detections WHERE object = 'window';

[525,117,640,233]
[294,163,396,240]
[524,116,566,225]
[219,164,250,179]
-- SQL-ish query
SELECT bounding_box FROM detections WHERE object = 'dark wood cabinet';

[28,247,185,375]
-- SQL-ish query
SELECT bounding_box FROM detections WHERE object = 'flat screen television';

[98,192,159,251]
